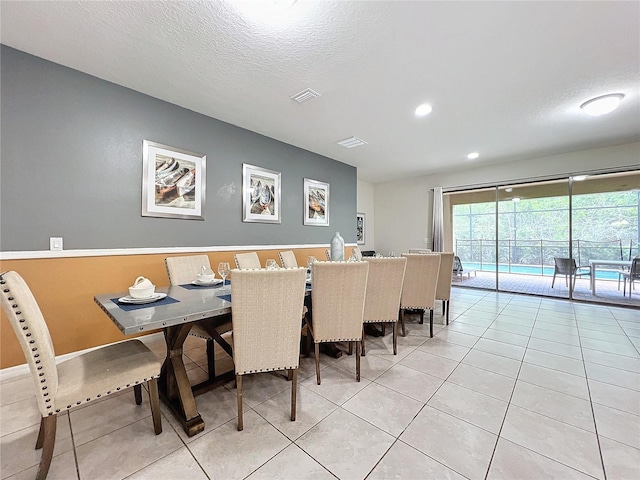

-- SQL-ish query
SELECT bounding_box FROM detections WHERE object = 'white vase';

[330,231,345,261]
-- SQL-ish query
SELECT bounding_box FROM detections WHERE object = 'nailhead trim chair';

[279,250,299,268]
[362,257,406,356]
[234,252,262,269]
[325,249,332,261]
[165,255,233,380]
[351,247,363,261]
[400,253,441,337]
[307,261,369,384]
[435,252,455,325]
[231,267,307,430]
[0,271,162,480]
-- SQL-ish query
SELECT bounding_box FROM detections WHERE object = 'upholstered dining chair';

[165,255,232,381]
[400,253,441,338]
[361,257,406,356]
[234,252,262,269]
[231,267,307,431]
[308,261,369,384]
[279,250,299,268]
[325,249,332,261]
[435,252,455,325]
[351,247,363,261]
[0,270,162,480]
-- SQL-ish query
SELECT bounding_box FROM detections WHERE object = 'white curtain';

[432,187,444,252]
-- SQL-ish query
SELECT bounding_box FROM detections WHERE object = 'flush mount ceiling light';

[580,93,624,116]
[415,103,432,117]
[512,197,521,202]
[467,152,479,160]
[572,175,589,181]
[505,187,513,193]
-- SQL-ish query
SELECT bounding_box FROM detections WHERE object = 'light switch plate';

[50,237,63,251]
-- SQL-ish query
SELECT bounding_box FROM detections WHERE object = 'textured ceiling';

[1,0,639,184]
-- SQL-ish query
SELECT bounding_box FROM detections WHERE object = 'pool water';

[463,262,620,281]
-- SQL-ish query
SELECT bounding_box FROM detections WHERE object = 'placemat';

[180,280,229,290]
[111,296,180,311]
[217,294,232,302]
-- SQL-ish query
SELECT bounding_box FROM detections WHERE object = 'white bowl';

[197,273,216,283]
[129,284,155,299]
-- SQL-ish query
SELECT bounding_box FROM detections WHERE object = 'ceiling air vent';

[337,136,367,149]
[290,88,321,103]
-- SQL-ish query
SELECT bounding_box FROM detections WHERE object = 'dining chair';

[279,250,299,268]
[165,255,232,381]
[408,248,432,254]
[621,256,640,297]
[325,249,331,261]
[351,247,363,261]
[308,261,369,384]
[400,253,441,337]
[361,257,406,356]
[435,252,455,325]
[234,252,261,269]
[231,267,307,430]
[0,270,162,480]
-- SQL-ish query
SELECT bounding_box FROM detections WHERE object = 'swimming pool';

[463,262,620,280]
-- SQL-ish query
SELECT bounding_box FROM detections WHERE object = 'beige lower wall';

[0,247,330,369]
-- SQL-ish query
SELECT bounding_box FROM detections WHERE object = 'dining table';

[94,282,234,437]
[588,259,632,295]
[94,279,313,437]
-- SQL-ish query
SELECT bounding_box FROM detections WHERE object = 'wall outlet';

[50,237,63,251]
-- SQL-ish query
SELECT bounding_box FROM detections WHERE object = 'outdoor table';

[588,259,632,295]
[94,283,232,437]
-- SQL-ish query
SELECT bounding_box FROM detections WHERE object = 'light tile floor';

[2,288,639,479]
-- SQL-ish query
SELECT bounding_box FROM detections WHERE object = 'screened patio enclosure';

[446,170,640,307]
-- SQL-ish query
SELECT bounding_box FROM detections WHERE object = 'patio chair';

[165,255,232,381]
[1,271,162,480]
[551,257,591,289]
[621,256,640,297]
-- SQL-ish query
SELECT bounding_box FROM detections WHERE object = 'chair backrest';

[0,271,58,416]
[631,257,640,276]
[325,249,331,261]
[165,255,211,285]
[453,255,463,273]
[279,251,298,268]
[400,254,441,310]
[231,268,307,374]
[351,247,363,261]
[363,257,406,323]
[311,261,369,342]
[554,257,577,275]
[408,248,432,254]
[234,252,261,269]
[435,252,455,301]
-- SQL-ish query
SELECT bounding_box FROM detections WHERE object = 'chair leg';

[361,325,366,356]
[419,309,424,324]
[148,378,162,435]
[381,324,386,336]
[206,338,216,380]
[400,309,406,337]
[315,343,321,385]
[134,384,143,405]
[35,415,56,480]
[290,369,298,421]
[348,341,353,355]
[392,321,397,355]
[356,341,361,382]
[445,300,450,325]
[551,272,556,288]
[429,309,434,337]
[236,374,243,431]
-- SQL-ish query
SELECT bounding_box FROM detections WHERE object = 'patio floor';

[453,270,640,308]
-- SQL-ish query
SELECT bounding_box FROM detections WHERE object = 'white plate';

[118,293,167,304]
[192,279,223,286]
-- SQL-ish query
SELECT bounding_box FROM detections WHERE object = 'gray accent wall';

[1,46,356,251]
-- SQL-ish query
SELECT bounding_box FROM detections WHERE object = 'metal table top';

[94,284,231,335]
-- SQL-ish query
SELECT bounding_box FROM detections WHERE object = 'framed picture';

[356,212,365,244]
[242,164,281,223]
[304,178,329,226]
[142,140,206,220]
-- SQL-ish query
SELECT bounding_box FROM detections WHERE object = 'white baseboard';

[0,332,165,382]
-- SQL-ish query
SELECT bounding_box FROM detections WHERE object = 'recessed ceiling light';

[572,175,588,181]
[415,103,432,117]
[467,152,479,160]
[580,93,624,116]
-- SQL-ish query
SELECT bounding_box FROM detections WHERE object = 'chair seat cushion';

[55,340,161,413]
